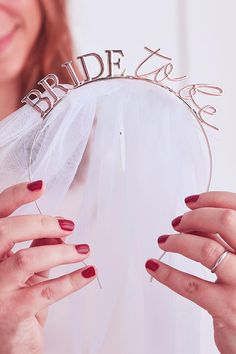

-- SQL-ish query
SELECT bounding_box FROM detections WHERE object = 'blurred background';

[68,0,235,193]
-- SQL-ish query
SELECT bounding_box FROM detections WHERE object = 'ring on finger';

[211,250,231,273]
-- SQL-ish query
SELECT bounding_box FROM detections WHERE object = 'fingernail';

[33,237,64,246]
[75,244,90,254]
[145,259,159,272]
[82,266,96,278]
[185,194,200,204]
[58,219,75,231]
[172,215,183,228]
[27,180,43,191]
[158,235,170,244]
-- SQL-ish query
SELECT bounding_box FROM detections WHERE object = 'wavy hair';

[20,0,82,101]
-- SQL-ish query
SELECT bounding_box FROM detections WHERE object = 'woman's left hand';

[145,191,236,354]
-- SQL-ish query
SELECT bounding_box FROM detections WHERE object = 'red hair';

[20,0,82,102]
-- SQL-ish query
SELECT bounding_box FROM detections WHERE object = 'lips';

[0,25,18,53]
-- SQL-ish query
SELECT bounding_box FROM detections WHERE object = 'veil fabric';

[0,79,218,354]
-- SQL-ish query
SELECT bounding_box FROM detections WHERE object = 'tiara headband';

[22,46,223,217]
[19,46,223,284]
[21,46,223,131]
[6,46,223,349]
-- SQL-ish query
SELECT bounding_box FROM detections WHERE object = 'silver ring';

[211,250,230,273]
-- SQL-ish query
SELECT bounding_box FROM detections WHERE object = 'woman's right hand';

[0,180,96,354]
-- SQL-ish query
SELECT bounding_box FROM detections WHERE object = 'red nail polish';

[32,237,64,247]
[58,219,75,231]
[145,259,159,272]
[82,266,96,278]
[172,215,183,228]
[75,244,90,254]
[158,235,169,244]
[185,194,200,204]
[27,180,43,191]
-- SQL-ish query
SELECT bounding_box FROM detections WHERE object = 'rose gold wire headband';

[22,46,223,287]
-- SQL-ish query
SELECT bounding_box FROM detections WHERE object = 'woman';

[0,1,236,353]
[0,0,83,120]
[0,1,96,353]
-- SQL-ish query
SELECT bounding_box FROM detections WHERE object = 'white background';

[68,0,236,192]
[64,2,235,352]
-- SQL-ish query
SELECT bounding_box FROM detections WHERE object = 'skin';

[145,191,236,354]
[0,0,42,120]
[0,2,98,353]
[0,1,235,353]
[0,181,96,354]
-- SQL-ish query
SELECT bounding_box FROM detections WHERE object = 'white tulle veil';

[0,78,219,354]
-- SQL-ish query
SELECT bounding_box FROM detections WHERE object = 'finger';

[36,308,48,327]
[1,238,65,272]
[157,233,236,283]
[29,237,65,279]
[27,273,49,287]
[0,180,45,218]
[171,208,236,250]
[185,191,236,211]
[1,250,14,261]
[0,215,75,255]
[0,243,90,290]
[30,238,65,248]
[54,216,67,243]
[190,231,235,252]
[20,265,97,313]
[145,259,221,316]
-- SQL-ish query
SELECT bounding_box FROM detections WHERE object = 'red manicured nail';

[82,266,96,278]
[185,194,200,204]
[32,237,64,247]
[145,259,160,272]
[158,235,170,244]
[75,244,90,254]
[27,180,43,191]
[58,219,75,231]
[172,215,183,227]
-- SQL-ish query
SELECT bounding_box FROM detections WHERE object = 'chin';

[0,58,25,83]
[0,45,29,84]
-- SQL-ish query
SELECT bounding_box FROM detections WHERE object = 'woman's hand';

[0,180,96,354]
[145,191,236,354]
